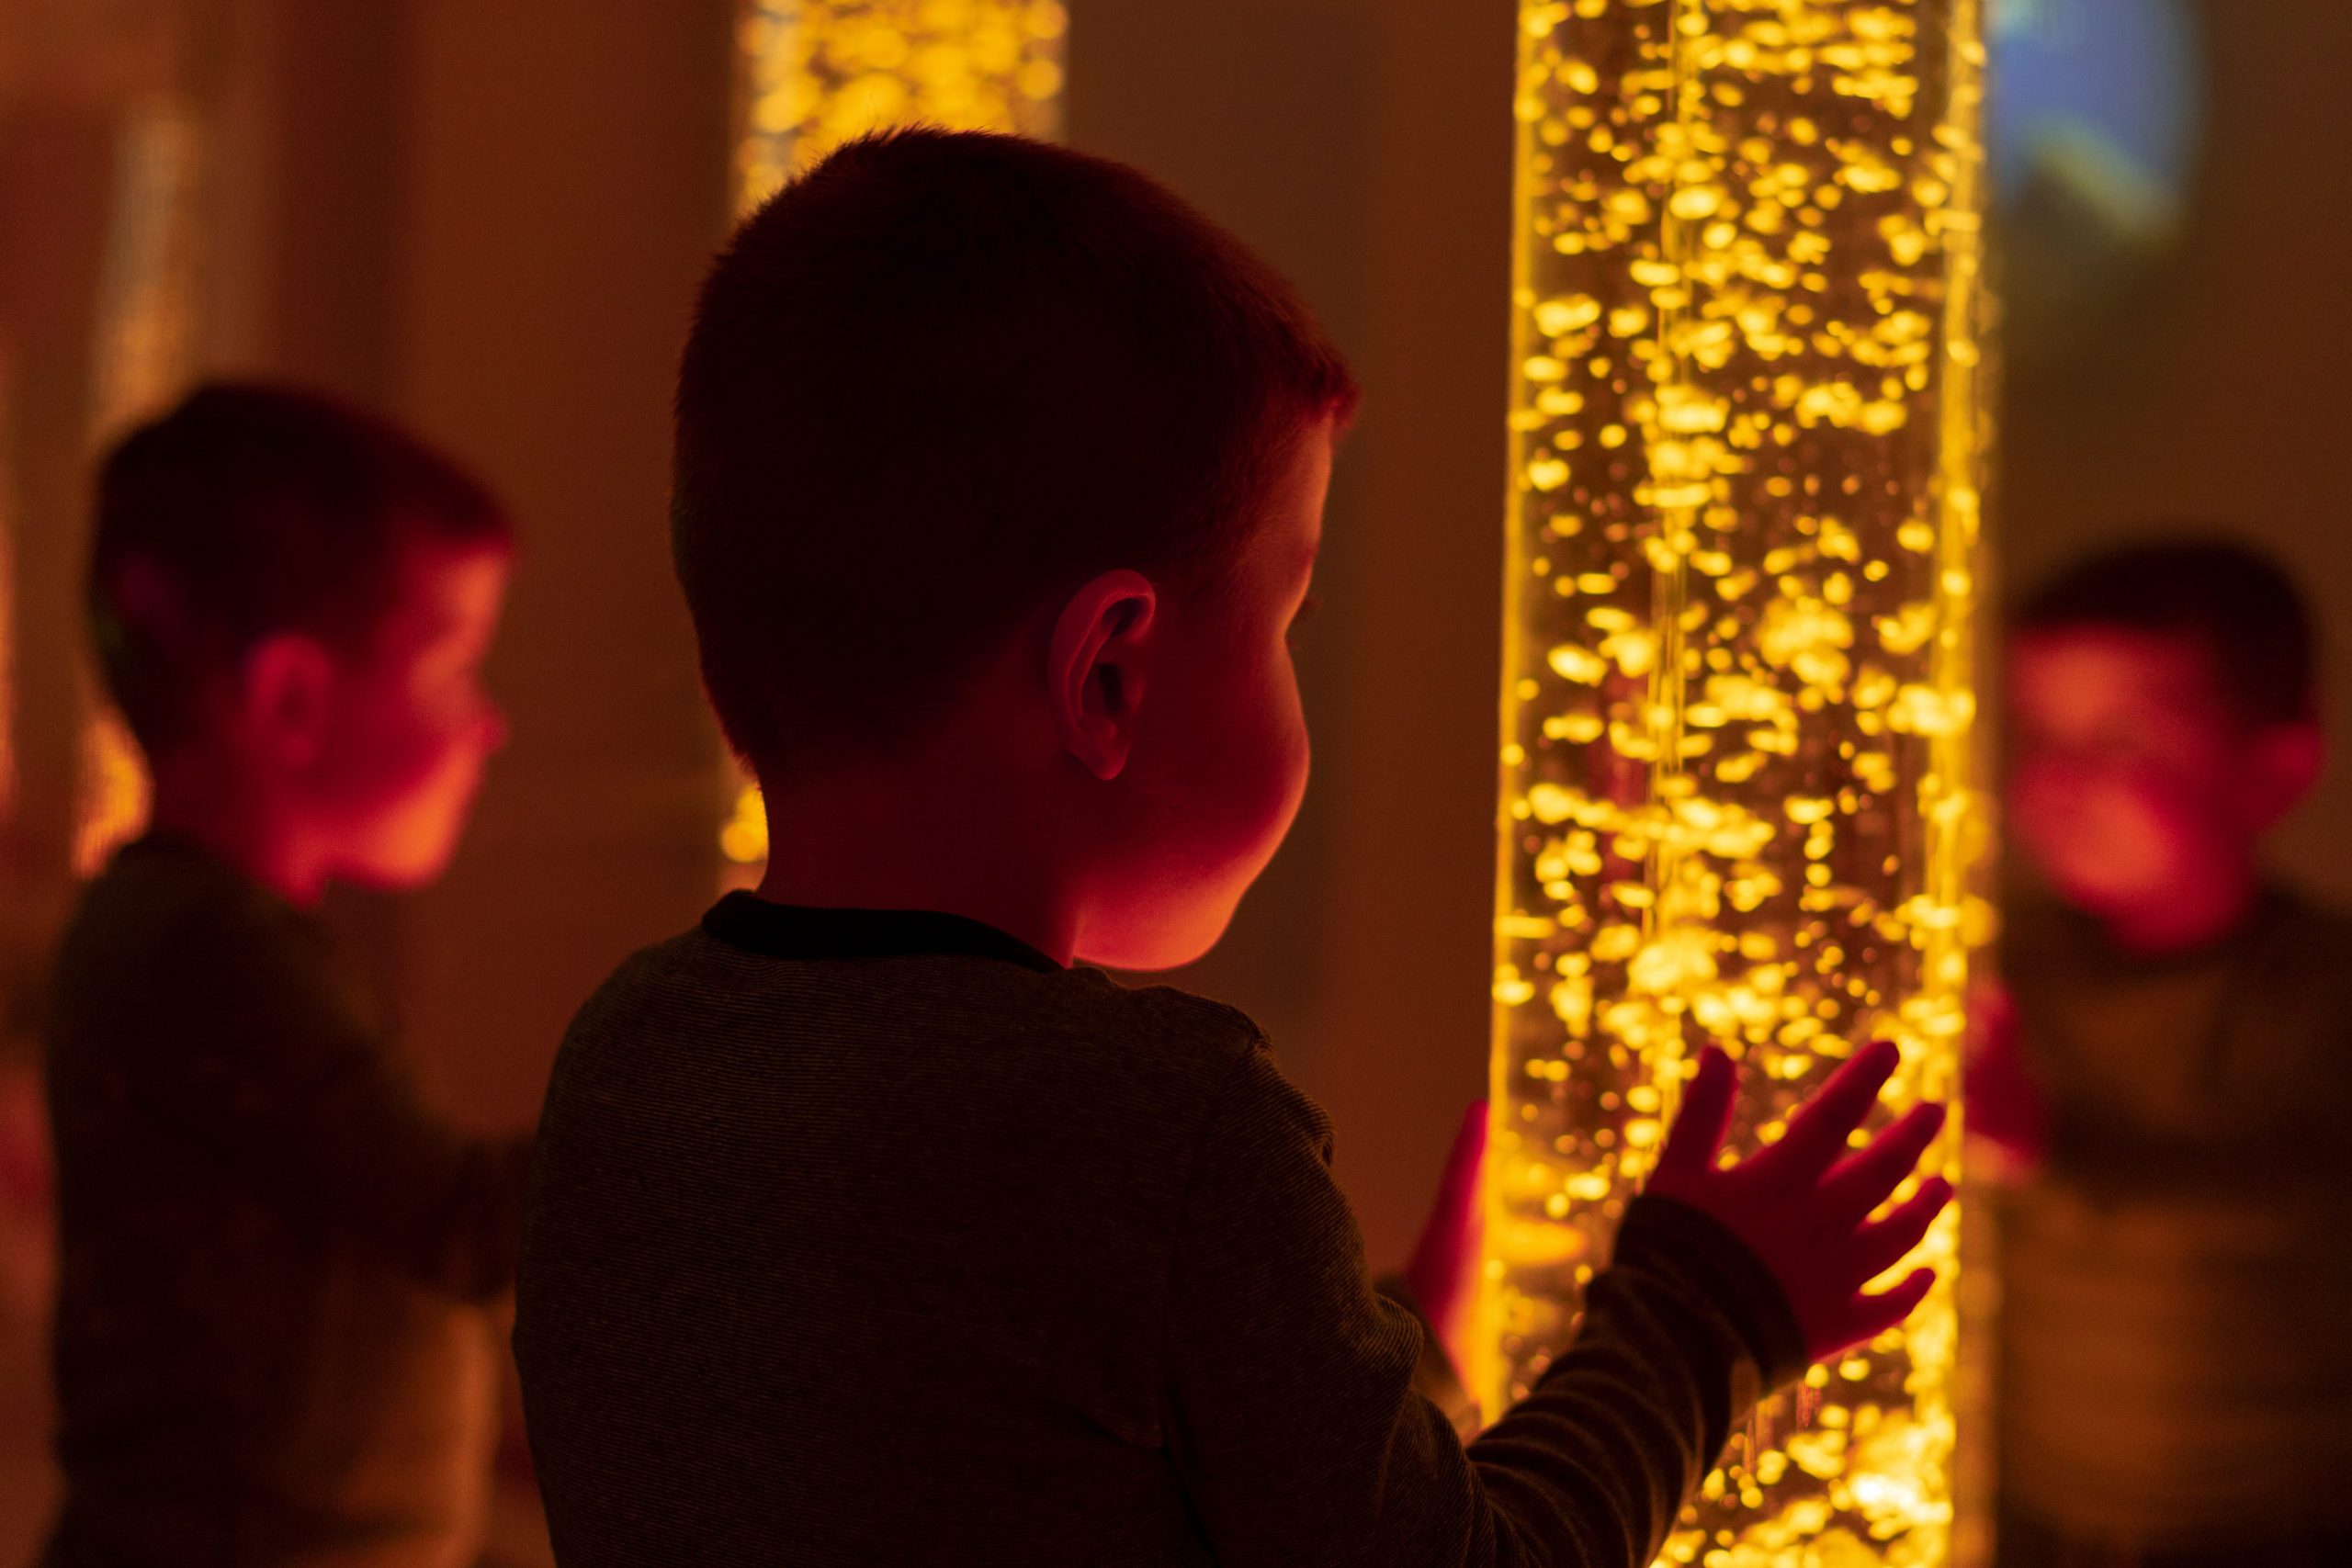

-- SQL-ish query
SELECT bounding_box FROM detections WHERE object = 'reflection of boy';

[45,386,530,1565]
[514,130,1951,1565]
[1976,540,2352,1567]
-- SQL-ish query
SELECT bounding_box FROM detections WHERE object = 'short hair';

[89,381,510,755]
[672,128,1357,777]
[2013,535,2318,726]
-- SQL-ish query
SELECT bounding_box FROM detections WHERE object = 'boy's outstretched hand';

[1962,983,2045,1181]
[1646,1039,1951,1363]
[1402,1101,1487,1378]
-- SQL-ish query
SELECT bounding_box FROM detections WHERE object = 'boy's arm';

[1373,1273,1481,1440]
[1160,1044,1800,1568]
[1962,980,2045,1182]
[123,906,531,1302]
[1377,1100,1490,1438]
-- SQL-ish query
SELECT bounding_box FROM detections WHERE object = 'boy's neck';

[753,766,1080,967]
[2098,872,2261,958]
[148,763,330,909]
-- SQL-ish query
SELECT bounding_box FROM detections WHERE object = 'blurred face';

[1073,425,1328,970]
[308,539,511,889]
[2007,627,2290,920]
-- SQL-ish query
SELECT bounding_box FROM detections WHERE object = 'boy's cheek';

[1097,670,1307,968]
[2014,772,2201,900]
[1182,708,1304,883]
[333,748,494,886]
[1174,649,1307,839]
[311,706,500,884]
[1235,675,1310,856]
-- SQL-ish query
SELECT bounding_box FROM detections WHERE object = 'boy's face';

[1075,424,1329,970]
[2007,626,2309,922]
[306,537,511,890]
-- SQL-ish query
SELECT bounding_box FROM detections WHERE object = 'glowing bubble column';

[719,0,1069,877]
[735,0,1068,207]
[78,81,221,874]
[1485,2,1991,1565]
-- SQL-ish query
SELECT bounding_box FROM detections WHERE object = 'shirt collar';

[700,891,1062,974]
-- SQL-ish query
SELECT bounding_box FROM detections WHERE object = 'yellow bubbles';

[720,785,769,866]
[733,0,1065,202]
[1547,643,1611,683]
[1628,928,1719,995]
[1491,0,1987,1558]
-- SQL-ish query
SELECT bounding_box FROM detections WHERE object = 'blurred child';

[514,130,1951,1565]
[45,385,529,1566]
[1977,539,2352,1568]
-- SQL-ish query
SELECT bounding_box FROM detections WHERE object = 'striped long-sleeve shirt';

[514,893,1804,1566]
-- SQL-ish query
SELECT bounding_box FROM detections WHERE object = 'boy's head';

[2007,536,2323,927]
[91,382,513,895]
[673,130,1355,967]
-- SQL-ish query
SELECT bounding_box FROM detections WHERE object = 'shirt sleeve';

[119,897,533,1302]
[1160,1043,1804,1568]
[1374,1273,1483,1441]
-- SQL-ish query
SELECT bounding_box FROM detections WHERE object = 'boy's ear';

[1047,570,1157,782]
[2245,717,2324,828]
[240,633,338,771]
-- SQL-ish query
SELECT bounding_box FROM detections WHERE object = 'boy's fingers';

[1411,1104,1486,1250]
[1840,1267,1937,1348]
[1816,1101,1947,1224]
[1846,1177,1952,1281]
[1654,1046,1736,1183]
[1765,1040,1900,1186]
[1433,1100,1487,1214]
[1963,981,2017,1069]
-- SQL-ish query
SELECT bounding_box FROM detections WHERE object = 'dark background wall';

[1996,5,2352,893]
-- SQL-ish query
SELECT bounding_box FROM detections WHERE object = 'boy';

[514,130,1951,1564]
[1975,539,2352,1567]
[46,384,530,1566]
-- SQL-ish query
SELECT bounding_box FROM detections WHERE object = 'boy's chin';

[334,863,451,895]
[2045,866,2188,922]
[331,838,466,894]
[1076,899,1239,974]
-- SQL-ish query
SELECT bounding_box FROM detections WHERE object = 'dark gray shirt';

[43,836,532,1567]
[514,894,1803,1565]
[2000,890,2352,1549]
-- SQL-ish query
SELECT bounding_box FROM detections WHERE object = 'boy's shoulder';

[567,902,1277,1105]
[2247,886,2352,1002]
[60,835,310,980]
[2262,885,2352,946]
[51,831,357,1053]
[536,909,1314,1263]
[2004,885,2352,975]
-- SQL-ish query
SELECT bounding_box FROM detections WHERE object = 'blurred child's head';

[91,383,513,894]
[2007,537,2322,932]
[672,130,1355,967]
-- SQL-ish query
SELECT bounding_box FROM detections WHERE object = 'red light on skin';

[1064,425,1329,973]
[1962,981,2046,1177]
[2006,627,2321,955]
[311,540,513,893]
[141,537,512,909]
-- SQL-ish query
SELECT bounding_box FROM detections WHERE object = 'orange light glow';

[76,102,211,875]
